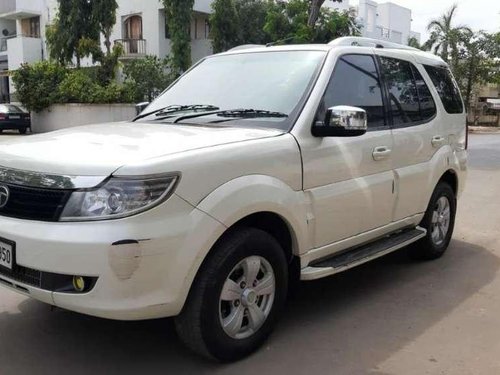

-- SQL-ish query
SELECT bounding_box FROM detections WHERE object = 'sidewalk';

[469,126,500,134]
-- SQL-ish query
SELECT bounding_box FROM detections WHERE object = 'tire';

[409,182,456,260]
[175,227,288,362]
[19,128,27,135]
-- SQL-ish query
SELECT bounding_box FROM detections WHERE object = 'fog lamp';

[73,276,86,292]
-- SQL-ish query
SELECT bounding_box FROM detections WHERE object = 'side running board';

[301,227,427,281]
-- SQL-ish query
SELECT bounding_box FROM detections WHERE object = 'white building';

[325,0,421,45]
[0,0,213,102]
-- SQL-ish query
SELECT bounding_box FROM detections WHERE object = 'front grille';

[1,265,42,288]
[0,184,71,222]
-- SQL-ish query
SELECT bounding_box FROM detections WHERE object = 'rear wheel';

[175,227,288,362]
[409,182,456,260]
[19,128,27,134]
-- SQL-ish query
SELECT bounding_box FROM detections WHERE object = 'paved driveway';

[0,130,29,141]
[0,134,499,375]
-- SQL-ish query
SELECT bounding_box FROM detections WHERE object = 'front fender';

[192,175,311,256]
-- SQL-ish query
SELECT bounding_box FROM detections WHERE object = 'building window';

[124,15,143,40]
[21,16,40,38]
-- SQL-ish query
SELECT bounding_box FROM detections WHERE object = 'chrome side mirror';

[312,105,368,137]
[135,102,150,115]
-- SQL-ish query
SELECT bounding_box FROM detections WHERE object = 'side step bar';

[301,227,427,281]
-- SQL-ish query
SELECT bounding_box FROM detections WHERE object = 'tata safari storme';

[0,37,467,361]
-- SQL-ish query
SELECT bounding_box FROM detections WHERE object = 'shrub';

[12,61,67,112]
[12,60,139,112]
[59,69,100,103]
[123,55,174,102]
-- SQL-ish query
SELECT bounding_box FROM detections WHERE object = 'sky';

[351,0,500,41]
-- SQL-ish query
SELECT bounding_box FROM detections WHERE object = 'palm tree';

[425,4,471,62]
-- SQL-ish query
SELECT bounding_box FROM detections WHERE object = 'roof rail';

[328,37,418,51]
[228,44,265,52]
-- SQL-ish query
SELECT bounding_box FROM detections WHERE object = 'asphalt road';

[0,133,499,374]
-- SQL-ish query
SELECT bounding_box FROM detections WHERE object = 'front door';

[300,53,395,248]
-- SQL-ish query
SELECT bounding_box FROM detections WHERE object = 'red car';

[0,104,31,134]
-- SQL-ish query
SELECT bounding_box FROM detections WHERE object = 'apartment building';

[0,0,213,102]
[326,0,421,45]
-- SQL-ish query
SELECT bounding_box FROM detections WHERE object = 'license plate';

[0,239,14,271]
[8,115,20,119]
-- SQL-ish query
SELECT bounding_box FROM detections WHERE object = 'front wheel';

[175,228,288,362]
[19,128,27,134]
[409,182,456,260]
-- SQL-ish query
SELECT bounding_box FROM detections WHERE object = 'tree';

[46,0,119,73]
[235,0,270,45]
[307,0,342,27]
[162,0,195,74]
[408,36,426,50]
[210,0,240,53]
[264,0,359,44]
[210,0,270,53]
[425,4,471,63]
[123,55,174,102]
[315,7,360,42]
[92,0,119,55]
[453,31,500,111]
[46,0,99,67]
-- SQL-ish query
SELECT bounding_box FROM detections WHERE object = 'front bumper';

[0,194,225,320]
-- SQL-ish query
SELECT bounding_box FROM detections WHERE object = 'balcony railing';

[0,34,40,53]
[115,39,146,58]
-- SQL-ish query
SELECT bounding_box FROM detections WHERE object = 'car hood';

[0,122,284,177]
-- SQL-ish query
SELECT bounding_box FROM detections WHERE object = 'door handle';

[372,146,392,161]
[432,136,446,148]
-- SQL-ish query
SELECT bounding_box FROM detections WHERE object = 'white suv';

[0,37,467,361]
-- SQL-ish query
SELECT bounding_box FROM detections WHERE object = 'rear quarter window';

[423,65,463,114]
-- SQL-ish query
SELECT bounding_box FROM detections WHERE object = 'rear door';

[376,54,439,220]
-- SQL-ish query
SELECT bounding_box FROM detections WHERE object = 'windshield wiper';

[134,104,220,121]
[173,108,288,123]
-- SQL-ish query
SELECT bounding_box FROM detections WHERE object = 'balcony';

[0,0,42,19]
[374,26,403,44]
[6,35,42,70]
[115,39,147,59]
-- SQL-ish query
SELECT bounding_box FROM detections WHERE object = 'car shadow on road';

[0,240,497,375]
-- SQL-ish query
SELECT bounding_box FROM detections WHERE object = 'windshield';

[142,50,326,130]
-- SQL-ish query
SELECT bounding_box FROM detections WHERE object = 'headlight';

[60,174,179,221]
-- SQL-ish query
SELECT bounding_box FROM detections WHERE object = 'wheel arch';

[178,175,309,313]
[438,169,458,196]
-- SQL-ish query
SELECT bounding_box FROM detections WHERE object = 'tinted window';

[424,65,463,114]
[412,66,436,120]
[320,54,385,128]
[380,57,420,124]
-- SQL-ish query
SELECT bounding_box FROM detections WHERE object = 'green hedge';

[12,60,165,113]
